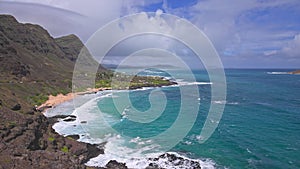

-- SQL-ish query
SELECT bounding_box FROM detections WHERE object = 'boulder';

[11,103,21,111]
[105,160,127,169]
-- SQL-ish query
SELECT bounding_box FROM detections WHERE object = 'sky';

[1,0,300,68]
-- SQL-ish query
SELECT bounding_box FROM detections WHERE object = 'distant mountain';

[102,63,181,70]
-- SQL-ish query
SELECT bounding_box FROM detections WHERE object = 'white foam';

[212,100,239,105]
[212,100,226,104]
[183,140,193,145]
[135,87,155,91]
[86,134,160,168]
[85,134,216,169]
[51,92,118,138]
[177,81,212,86]
[267,72,289,75]
[227,102,239,105]
[48,89,218,169]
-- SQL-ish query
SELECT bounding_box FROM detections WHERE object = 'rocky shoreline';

[1,91,203,169]
[0,104,140,169]
[0,106,102,168]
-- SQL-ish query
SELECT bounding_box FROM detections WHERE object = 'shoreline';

[45,85,212,169]
[37,87,111,113]
[37,80,177,113]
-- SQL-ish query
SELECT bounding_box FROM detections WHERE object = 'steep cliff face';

[0,15,76,82]
[0,15,103,168]
[0,14,108,110]
[55,34,84,62]
[0,15,65,56]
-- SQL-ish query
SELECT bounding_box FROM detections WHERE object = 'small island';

[288,70,300,74]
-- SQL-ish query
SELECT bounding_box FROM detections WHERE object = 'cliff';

[0,15,103,168]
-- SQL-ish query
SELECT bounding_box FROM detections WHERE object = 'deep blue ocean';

[47,69,300,169]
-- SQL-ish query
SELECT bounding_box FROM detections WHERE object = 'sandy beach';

[37,87,111,112]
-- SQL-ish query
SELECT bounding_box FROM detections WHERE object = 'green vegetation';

[7,121,16,128]
[95,79,111,88]
[94,72,175,90]
[29,93,48,106]
[48,137,55,142]
[61,146,69,153]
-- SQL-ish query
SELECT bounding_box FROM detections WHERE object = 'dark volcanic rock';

[154,153,202,169]
[63,117,76,122]
[26,110,34,115]
[105,160,128,169]
[37,105,52,112]
[0,109,103,169]
[146,163,163,169]
[11,103,21,111]
[67,134,80,140]
[81,143,104,164]
[50,114,70,119]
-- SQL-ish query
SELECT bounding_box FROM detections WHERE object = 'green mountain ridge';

[0,14,109,111]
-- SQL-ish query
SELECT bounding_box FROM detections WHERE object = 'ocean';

[45,69,300,169]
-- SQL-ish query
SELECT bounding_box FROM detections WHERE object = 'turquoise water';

[50,69,300,168]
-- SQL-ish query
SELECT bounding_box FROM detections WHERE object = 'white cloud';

[0,0,159,41]
[281,34,300,57]
[1,0,300,68]
[264,50,278,56]
[164,0,300,60]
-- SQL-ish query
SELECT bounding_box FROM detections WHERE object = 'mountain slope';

[0,15,103,168]
[0,14,108,110]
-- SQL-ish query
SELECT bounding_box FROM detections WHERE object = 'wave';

[267,72,289,75]
[49,88,218,169]
[227,102,239,105]
[86,135,216,169]
[212,100,226,104]
[135,87,155,91]
[51,95,101,137]
[212,100,239,105]
[174,79,212,87]
[51,92,118,136]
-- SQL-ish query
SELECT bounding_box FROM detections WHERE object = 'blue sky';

[1,0,300,68]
